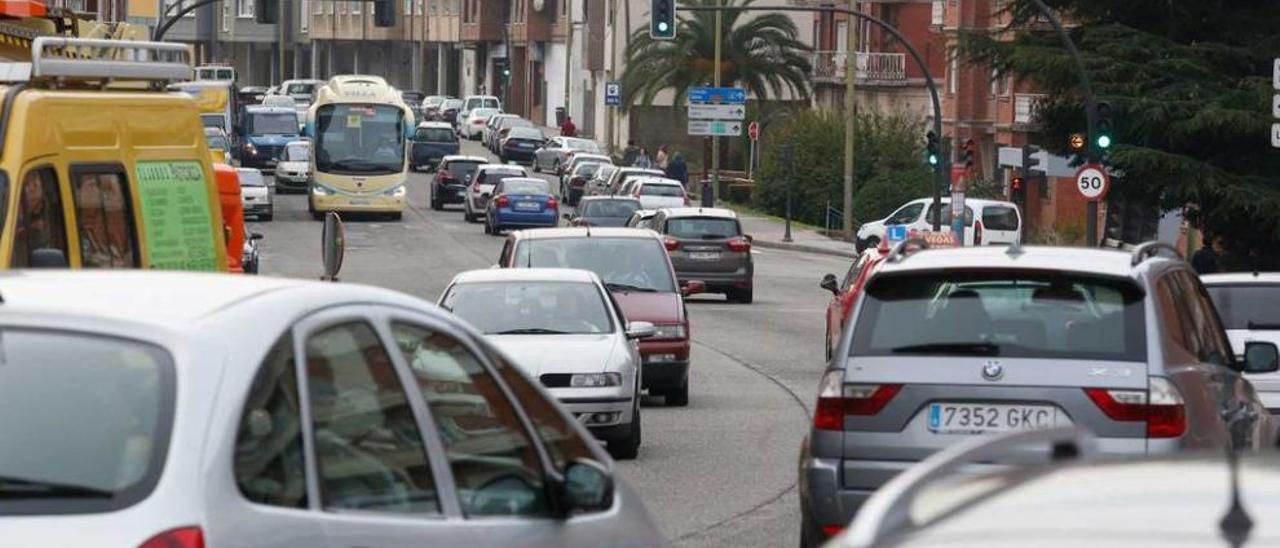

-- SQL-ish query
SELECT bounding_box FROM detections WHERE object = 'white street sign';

[1075,164,1110,202]
[1272,123,1280,148]
[688,120,743,136]
[687,103,746,120]
[1274,58,1280,90]
[1273,94,1280,118]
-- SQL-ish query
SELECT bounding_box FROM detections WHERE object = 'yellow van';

[0,38,229,270]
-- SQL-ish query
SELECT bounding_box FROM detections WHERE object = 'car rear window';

[445,160,483,177]
[513,237,676,293]
[852,272,1147,361]
[641,184,684,197]
[1205,285,1280,330]
[416,127,456,142]
[982,206,1020,231]
[237,170,267,187]
[501,180,550,195]
[666,217,741,240]
[508,127,544,140]
[0,329,173,515]
[582,199,640,218]
[575,163,602,178]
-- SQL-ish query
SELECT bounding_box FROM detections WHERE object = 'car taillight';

[138,526,204,548]
[547,197,558,209]
[813,370,902,431]
[664,237,680,251]
[973,220,983,245]
[496,195,510,207]
[438,170,452,181]
[727,237,751,253]
[1085,377,1186,438]
[473,119,485,125]
[571,177,585,187]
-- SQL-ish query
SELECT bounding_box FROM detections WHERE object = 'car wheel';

[859,236,879,253]
[608,402,641,460]
[389,211,402,221]
[665,379,689,407]
[731,286,754,304]
[483,216,493,234]
[533,159,541,173]
[464,207,476,222]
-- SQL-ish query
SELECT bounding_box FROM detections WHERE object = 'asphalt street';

[250,140,849,547]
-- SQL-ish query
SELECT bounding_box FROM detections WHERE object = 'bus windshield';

[314,104,406,175]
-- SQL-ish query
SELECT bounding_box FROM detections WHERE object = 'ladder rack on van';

[0,37,191,86]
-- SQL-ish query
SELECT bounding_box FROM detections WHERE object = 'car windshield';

[582,199,640,218]
[285,82,316,95]
[1205,285,1280,330]
[442,99,463,110]
[206,134,229,150]
[284,143,309,162]
[416,127,455,142]
[247,112,298,134]
[666,217,740,239]
[851,272,1147,361]
[508,127,543,140]
[513,237,677,293]
[480,98,500,109]
[423,96,445,107]
[0,329,172,513]
[314,104,406,175]
[237,170,266,187]
[443,281,613,335]
[565,138,599,152]
[501,180,551,195]
[641,183,684,197]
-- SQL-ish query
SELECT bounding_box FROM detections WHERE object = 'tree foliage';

[958,0,1280,260]
[753,110,933,227]
[620,0,812,110]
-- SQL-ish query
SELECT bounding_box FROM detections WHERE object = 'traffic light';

[255,0,278,24]
[1010,176,1025,192]
[925,131,940,166]
[1020,144,1042,173]
[651,0,676,39]
[374,0,395,27]
[1093,101,1113,151]
[960,139,975,169]
[495,58,511,82]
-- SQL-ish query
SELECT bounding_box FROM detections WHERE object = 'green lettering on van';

[136,161,220,271]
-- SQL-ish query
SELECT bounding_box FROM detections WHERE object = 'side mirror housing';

[559,459,614,516]
[1243,342,1280,374]
[820,273,839,295]
[626,321,657,340]
[744,234,754,243]
[680,280,706,297]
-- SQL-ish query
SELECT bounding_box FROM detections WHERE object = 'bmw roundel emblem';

[982,361,1004,381]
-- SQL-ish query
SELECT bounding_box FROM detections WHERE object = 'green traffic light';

[1096,134,1112,149]
[928,154,938,166]
[657,21,669,32]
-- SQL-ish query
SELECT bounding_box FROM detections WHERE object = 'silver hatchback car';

[0,271,665,547]
[651,207,755,303]
[798,242,1278,547]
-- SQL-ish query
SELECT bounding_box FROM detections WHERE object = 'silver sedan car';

[0,270,666,547]
[440,268,655,460]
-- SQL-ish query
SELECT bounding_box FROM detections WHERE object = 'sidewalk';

[737,214,858,259]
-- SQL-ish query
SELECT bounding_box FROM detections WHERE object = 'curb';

[753,238,856,259]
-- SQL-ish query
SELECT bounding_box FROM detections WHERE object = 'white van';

[855,197,1021,250]
[456,95,502,127]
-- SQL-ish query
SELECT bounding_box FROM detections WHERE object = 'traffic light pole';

[676,4,947,232]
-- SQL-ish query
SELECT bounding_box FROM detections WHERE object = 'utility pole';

[710,0,722,203]
[563,0,574,126]
[842,0,856,238]
[277,0,286,83]
[604,0,617,155]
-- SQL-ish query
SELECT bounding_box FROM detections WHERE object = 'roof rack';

[1130,241,1182,267]
[3,37,192,85]
[841,427,1096,548]
[885,237,929,263]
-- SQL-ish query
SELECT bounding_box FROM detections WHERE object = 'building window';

[351,0,359,14]
[300,0,310,28]
[948,49,958,95]
[312,0,322,15]
[222,0,231,30]
[931,0,944,25]
[416,0,423,15]
[236,0,253,18]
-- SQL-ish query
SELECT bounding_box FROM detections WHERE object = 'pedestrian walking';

[560,116,577,137]
[665,151,688,187]
[1191,235,1221,275]
[655,145,669,170]
[623,140,641,166]
[635,148,652,168]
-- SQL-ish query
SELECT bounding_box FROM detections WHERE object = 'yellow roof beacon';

[0,37,230,271]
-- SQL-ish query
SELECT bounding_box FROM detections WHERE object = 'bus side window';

[12,167,68,267]
[71,169,139,268]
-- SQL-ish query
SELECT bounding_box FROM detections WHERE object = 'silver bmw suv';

[798,242,1278,547]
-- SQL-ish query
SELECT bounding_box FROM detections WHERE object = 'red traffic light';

[1011,176,1025,191]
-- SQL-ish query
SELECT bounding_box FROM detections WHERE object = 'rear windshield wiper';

[0,476,115,499]
[492,328,569,335]
[605,283,657,293]
[1247,321,1280,330]
[890,342,1001,356]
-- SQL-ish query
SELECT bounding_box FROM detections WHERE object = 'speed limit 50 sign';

[1075,164,1110,202]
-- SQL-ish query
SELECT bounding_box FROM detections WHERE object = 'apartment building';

[309,0,430,90]
[158,0,310,85]
[426,0,461,96]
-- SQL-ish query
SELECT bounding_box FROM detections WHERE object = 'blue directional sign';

[605,81,621,107]
[688,86,746,105]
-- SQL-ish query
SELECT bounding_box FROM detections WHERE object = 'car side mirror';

[250,232,265,241]
[559,459,614,516]
[1242,342,1280,374]
[626,321,657,340]
[30,248,68,268]
[820,273,839,295]
[744,234,754,243]
[680,280,706,297]
[563,213,573,220]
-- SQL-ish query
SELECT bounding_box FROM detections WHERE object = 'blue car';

[484,177,558,235]
[237,105,301,170]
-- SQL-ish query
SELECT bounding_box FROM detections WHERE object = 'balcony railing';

[1014,93,1046,125]
[810,51,907,85]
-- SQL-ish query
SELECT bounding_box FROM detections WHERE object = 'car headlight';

[653,324,686,339]
[244,143,257,156]
[570,373,622,388]
[383,184,406,197]
[311,184,335,196]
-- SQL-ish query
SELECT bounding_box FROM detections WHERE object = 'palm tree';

[620,0,812,110]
